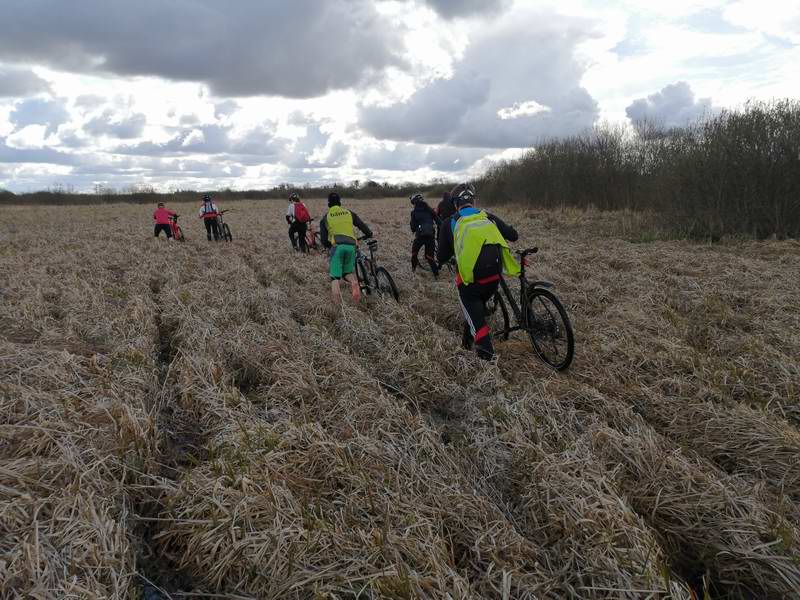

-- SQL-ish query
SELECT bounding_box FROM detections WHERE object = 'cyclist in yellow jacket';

[319,192,373,304]
[437,183,519,360]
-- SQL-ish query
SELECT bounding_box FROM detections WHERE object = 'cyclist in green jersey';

[319,192,373,304]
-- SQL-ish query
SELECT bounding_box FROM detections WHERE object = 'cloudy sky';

[0,0,797,192]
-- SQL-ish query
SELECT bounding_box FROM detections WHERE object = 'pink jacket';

[153,207,177,225]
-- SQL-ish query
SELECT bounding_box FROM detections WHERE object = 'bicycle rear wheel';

[222,224,233,242]
[486,290,510,341]
[524,288,574,371]
[356,259,370,295]
[374,267,400,302]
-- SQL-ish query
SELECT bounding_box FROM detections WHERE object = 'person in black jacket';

[436,191,455,223]
[438,183,518,360]
[409,193,441,276]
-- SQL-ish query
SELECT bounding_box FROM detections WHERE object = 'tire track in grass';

[133,272,204,599]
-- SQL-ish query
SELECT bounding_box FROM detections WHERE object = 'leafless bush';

[479,99,800,240]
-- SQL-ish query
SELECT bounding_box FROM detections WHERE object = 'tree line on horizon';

[0,179,455,206]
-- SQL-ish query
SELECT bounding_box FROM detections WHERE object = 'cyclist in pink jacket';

[153,202,177,240]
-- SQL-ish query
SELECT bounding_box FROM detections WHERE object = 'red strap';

[475,325,490,341]
[476,274,501,285]
[456,273,500,287]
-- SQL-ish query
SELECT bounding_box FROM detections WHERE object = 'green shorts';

[329,244,356,280]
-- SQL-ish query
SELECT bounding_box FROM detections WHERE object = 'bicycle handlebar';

[516,247,538,258]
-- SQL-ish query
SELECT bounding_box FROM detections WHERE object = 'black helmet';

[409,192,424,205]
[453,183,476,208]
[328,192,341,207]
[290,192,300,201]
[202,194,211,202]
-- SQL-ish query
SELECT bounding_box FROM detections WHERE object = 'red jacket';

[153,207,177,225]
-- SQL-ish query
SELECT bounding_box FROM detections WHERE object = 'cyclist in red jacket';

[153,202,177,240]
[286,192,312,252]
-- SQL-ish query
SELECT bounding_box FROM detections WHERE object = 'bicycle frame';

[305,220,318,249]
[356,240,378,282]
[169,215,181,239]
[496,249,553,335]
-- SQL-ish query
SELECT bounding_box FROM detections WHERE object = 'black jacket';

[436,197,456,223]
[319,208,372,249]
[410,201,441,237]
[437,207,518,268]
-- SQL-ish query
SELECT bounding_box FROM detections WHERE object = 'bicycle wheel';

[222,224,232,242]
[374,267,400,302]
[356,259,370,295]
[174,226,184,242]
[524,287,574,371]
[486,290,510,341]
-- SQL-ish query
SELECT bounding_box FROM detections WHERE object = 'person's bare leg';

[347,275,361,303]
[331,279,342,304]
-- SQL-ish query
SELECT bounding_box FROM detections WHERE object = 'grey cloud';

[626,81,713,128]
[359,11,600,148]
[282,122,349,169]
[357,143,486,172]
[0,137,79,165]
[74,94,105,110]
[179,114,201,126]
[361,75,491,144]
[84,111,146,138]
[58,129,89,148]
[420,0,510,19]
[214,100,238,119]
[114,122,286,162]
[0,0,405,98]
[0,66,50,97]
[10,97,70,135]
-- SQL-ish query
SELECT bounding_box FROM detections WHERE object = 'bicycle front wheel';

[374,267,400,302]
[222,224,233,242]
[175,226,184,242]
[524,288,574,371]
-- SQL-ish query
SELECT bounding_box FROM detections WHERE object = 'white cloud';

[723,1,800,43]
[497,100,551,120]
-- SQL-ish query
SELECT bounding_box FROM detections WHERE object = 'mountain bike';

[215,210,233,242]
[356,236,399,301]
[416,229,453,274]
[304,219,322,252]
[487,247,574,370]
[169,214,185,242]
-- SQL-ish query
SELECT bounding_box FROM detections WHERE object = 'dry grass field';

[2,198,799,599]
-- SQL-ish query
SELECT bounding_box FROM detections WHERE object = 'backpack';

[294,202,311,223]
